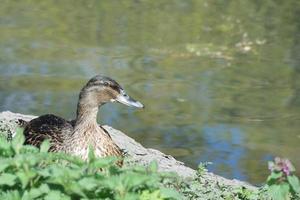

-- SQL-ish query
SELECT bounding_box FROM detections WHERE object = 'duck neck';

[74,102,99,130]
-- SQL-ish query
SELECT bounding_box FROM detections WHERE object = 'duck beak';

[115,89,144,108]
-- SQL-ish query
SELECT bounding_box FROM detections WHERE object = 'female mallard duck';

[23,75,144,163]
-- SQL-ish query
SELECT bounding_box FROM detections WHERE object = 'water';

[1,0,300,184]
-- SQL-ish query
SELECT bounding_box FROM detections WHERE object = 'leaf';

[78,177,98,191]
[160,187,182,200]
[16,171,37,188]
[148,161,158,173]
[38,184,51,194]
[287,175,300,193]
[40,140,50,153]
[16,127,24,135]
[121,192,140,200]
[53,153,85,167]
[37,167,52,178]
[102,175,124,190]
[270,172,283,180]
[22,184,50,199]
[140,190,162,200]
[0,159,11,172]
[267,172,283,184]
[14,153,41,167]
[66,182,87,198]
[269,184,290,200]
[11,129,25,154]
[0,173,17,186]
[88,146,95,163]
[21,145,39,154]
[92,157,117,169]
[123,173,150,189]
[0,137,11,151]
[0,189,21,200]
[44,190,70,200]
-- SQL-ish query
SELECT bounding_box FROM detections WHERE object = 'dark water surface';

[1,1,300,184]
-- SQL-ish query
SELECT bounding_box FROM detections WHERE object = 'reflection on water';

[1,0,300,184]
[201,125,246,180]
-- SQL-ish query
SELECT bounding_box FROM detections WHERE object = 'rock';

[104,125,196,178]
[0,111,257,190]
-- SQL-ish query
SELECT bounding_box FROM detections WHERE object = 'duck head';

[78,75,144,109]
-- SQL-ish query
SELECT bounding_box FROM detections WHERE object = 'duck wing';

[23,114,73,152]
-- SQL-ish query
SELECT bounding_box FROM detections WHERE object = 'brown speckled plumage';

[23,75,144,166]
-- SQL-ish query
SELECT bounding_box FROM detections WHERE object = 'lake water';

[1,0,300,184]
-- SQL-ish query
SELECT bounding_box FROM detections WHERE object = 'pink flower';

[268,157,295,176]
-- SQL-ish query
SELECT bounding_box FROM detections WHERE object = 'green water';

[1,0,300,184]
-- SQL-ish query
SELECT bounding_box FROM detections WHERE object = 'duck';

[23,75,144,164]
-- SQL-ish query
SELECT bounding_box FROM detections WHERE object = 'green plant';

[266,157,300,200]
[197,162,212,175]
[0,128,182,200]
[4,128,300,199]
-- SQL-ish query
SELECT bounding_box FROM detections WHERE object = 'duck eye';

[103,82,109,86]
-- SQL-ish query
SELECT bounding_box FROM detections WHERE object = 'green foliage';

[0,130,182,200]
[266,157,300,200]
[3,127,300,200]
[197,162,212,175]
